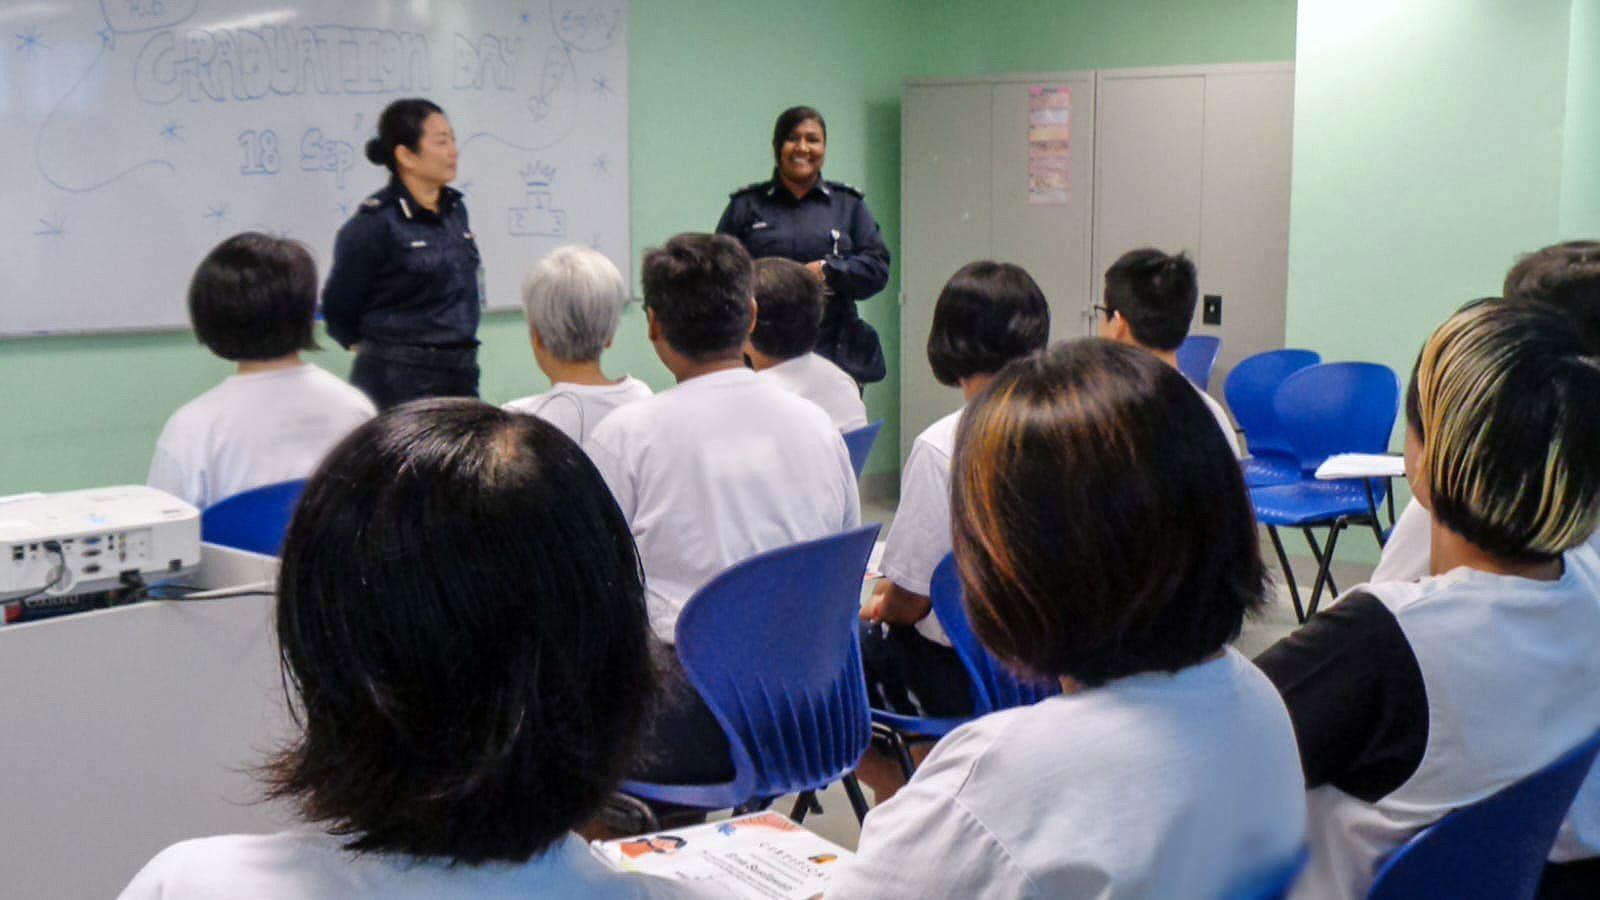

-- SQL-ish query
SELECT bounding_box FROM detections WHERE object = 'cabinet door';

[1092,73,1207,329]
[990,75,1096,346]
[900,83,992,460]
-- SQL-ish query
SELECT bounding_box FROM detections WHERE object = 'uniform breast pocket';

[743,223,783,257]
[401,241,445,276]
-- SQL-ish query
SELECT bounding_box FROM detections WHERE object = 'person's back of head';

[1503,240,1600,353]
[188,232,319,362]
[267,399,655,865]
[520,245,630,363]
[1407,299,1600,563]
[926,260,1051,387]
[641,232,754,362]
[749,257,825,362]
[951,339,1265,687]
[1100,248,1198,352]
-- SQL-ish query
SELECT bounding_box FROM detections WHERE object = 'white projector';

[0,486,201,602]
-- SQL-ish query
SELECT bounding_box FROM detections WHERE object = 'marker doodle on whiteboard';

[508,161,567,238]
[592,154,608,175]
[202,204,230,230]
[463,43,579,153]
[592,74,610,98]
[33,215,67,251]
[238,130,281,176]
[299,128,354,187]
[16,27,48,59]
[160,121,184,142]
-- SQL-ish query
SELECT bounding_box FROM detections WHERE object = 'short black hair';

[1102,248,1199,351]
[951,339,1266,687]
[1406,300,1600,562]
[188,232,318,361]
[365,97,445,173]
[1503,240,1600,353]
[926,261,1051,387]
[641,233,754,359]
[266,400,655,865]
[750,257,824,359]
[772,106,826,165]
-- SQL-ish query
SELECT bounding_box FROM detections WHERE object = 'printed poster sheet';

[593,811,851,899]
[1028,85,1071,205]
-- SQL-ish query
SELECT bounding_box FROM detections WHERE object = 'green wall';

[1562,0,1600,238]
[1285,0,1573,410]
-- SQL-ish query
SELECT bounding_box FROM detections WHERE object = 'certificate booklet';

[592,811,852,899]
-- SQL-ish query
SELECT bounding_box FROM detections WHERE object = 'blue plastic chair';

[870,554,1061,778]
[1177,334,1223,390]
[842,419,884,478]
[621,524,882,824]
[1225,349,1323,488]
[1250,363,1400,621]
[199,479,307,557]
[1366,730,1600,900]
[1223,848,1308,900]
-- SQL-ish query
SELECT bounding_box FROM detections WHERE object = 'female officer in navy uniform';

[716,106,891,386]
[323,98,483,410]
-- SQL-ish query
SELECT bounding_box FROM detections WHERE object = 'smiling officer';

[716,106,891,387]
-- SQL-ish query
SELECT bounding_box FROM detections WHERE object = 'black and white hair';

[520,245,630,362]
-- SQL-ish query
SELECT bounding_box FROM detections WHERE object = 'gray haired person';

[504,246,652,444]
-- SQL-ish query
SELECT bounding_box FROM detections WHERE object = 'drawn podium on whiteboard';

[508,161,568,238]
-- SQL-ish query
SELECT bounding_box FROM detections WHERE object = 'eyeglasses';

[1092,304,1113,320]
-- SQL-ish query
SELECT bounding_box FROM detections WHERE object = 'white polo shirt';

[147,363,376,510]
[878,408,963,646]
[584,368,860,643]
[119,831,707,900]
[831,649,1307,899]
[756,353,869,431]
[1196,385,1242,459]
[504,376,653,445]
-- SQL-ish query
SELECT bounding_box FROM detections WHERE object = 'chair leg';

[842,773,872,824]
[789,790,820,824]
[1267,526,1305,623]
[1301,527,1339,597]
[1307,519,1345,619]
[1363,480,1389,546]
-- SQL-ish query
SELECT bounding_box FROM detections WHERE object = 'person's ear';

[646,308,662,342]
[747,296,759,336]
[529,326,546,352]
[393,143,418,173]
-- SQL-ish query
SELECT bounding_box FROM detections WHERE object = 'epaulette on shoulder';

[359,194,385,213]
[827,180,864,199]
[731,181,769,199]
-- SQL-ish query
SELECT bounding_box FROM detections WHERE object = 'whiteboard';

[2,0,629,336]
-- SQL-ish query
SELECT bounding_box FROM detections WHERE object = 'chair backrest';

[841,420,884,478]
[199,479,307,556]
[674,524,881,806]
[1273,362,1400,474]
[927,554,1060,715]
[1224,349,1323,459]
[1367,730,1600,900]
[1176,335,1223,390]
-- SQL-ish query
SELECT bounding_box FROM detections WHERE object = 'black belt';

[358,340,478,367]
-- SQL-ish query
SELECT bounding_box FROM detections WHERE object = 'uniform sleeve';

[823,198,891,302]
[714,196,745,239]
[1370,499,1433,583]
[1253,591,1428,800]
[321,214,384,349]
[117,842,187,899]
[146,420,204,510]
[834,431,862,531]
[878,442,950,597]
[828,779,1037,899]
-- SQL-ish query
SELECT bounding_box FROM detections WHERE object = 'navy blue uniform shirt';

[322,179,482,349]
[717,176,891,382]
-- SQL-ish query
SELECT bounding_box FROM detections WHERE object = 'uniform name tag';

[409,240,428,248]
[751,221,769,230]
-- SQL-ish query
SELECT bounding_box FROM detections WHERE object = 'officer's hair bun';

[365,138,391,167]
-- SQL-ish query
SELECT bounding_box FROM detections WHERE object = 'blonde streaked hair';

[1410,300,1600,560]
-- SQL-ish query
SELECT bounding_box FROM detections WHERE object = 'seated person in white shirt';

[1095,248,1241,457]
[833,340,1307,900]
[857,262,1049,775]
[504,245,653,444]
[745,257,869,431]
[122,401,700,900]
[1373,240,1600,584]
[584,233,859,790]
[147,232,376,509]
[1255,300,1600,900]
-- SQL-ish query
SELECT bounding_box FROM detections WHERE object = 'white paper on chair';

[592,811,852,898]
[1315,453,1405,480]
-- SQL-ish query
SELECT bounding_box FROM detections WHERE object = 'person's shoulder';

[824,179,865,199]
[120,832,346,899]
[916,408,965,455]
[298,364,378,414]
[502,391,550,415]
[728,180,772,200]
[616,375,655,401]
